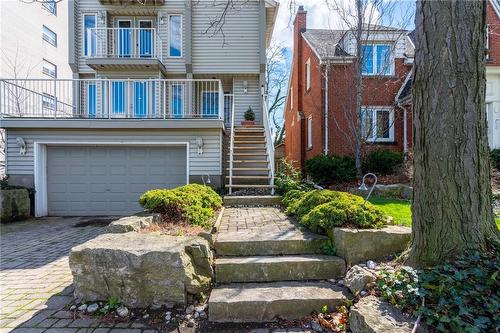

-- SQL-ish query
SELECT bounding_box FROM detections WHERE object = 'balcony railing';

[87,28,163,61]
[0,79,224,120]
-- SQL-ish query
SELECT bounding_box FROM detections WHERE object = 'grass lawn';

[369,196,500,229]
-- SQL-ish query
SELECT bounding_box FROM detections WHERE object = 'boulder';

[1,188,30,223]
[330,226,411,265]
[69,232,213,308]
[344,266,376,294]
[349,296,418,333]
[106,215,159,233]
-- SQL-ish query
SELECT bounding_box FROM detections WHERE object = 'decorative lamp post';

[358,173,378,207]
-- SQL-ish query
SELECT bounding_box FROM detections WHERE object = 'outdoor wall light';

[159,13,165,25]
[16,137,26,155]
[196,137,204,155]
[359,173,378,207]
[243,81,248,94]
[201,174,211,185]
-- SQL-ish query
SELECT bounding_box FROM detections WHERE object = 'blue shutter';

[362,45,374,75]
[376,45,391,75]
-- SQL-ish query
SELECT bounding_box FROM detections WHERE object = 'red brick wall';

[487,1,500,66]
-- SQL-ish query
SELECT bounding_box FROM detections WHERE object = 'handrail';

[262,94,275,194]
[228,92,236,194]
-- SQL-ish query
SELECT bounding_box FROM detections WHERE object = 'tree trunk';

[406,0,499,267]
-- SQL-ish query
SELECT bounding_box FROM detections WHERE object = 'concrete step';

[223,195,281,206]
[215,229,328,256]
[226,175,272,179]
[208,281,351,322]
[226,167,270,171]
[231,160,268,164]
[231,152,268,156]
[226,184,276,189]
[215,255,346,283]
[233,147,267,150]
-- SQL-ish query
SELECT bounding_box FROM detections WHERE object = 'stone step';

[208,281,351,322]
[226,184,277,189]
[223,195,281,206]
[215,229,328,256]
[215,255,346,283]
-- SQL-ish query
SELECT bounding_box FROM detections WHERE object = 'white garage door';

[47,146,187,216]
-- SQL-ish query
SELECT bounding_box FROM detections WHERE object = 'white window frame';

[306,58,311,91]
[362,106,395,142]
[307,115,313,149]
[361,44,394,76]
[42,0,56,15]
[168,14,183,58]
[83,14,97,56]
[42,59,57,78]
[290,86,293,110]
[42,25,57,47]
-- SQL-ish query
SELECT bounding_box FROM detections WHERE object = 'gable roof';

[302,29,350,59]
[491,0,500,18]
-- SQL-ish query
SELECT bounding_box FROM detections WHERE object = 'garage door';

[47,146,187,216]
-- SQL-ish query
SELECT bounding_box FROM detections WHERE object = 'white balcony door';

[138,20,153,58]
[117,20,132,57]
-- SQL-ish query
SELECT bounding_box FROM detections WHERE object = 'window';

[290,86,293,110]
[202,91,219,117]
[362,44,393,75]
[169,15,182,57]
[305,58,311,91]
[361,107,395,142]
[307,116,313,149]
[83,14,96,56]
[42,93,55,109]
[42,0,56,15]
[42,25,57,46]
[170,84,184,118]
[42,59,57,78]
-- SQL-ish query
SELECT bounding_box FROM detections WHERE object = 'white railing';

[0,79,224,120]
[87,28,163,62]
[262,94,275,194]
[228,94,236,194]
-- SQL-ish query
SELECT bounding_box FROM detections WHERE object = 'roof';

[396,70,413,105]
[302,29,350,59]
[407,30,416,46]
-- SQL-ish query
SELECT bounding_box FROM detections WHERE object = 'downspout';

[324,64,329,155]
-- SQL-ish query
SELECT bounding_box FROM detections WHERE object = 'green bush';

[490,149,500,170]
[363,149,404,175]
[300,192,386,232]
[304,155,356,185]
[139,184,222,229]
[377,249,500,333]
[282,189,305,207]
[285,190,343,219]
[275,158,313,195]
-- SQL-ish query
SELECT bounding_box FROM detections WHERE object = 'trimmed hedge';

[363,149,404,175]
[284,189,387,233]
[139,184,222,229]
[304,155,356,185]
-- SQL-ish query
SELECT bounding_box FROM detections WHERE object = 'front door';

[117,20,132,57]
[138,20,153,58]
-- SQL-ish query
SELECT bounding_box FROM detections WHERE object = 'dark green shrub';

[377,250,500,333]
[275,158,313,195]
[363,149,404,175]
[305,155,356,185]
[300,192,386,232]
[139,184,222,229]
[490,149,500,170]
[285,190,344,219]
[244,107,255,121]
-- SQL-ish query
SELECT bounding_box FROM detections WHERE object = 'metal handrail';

[262,94,275,194]
[228,94,236,194]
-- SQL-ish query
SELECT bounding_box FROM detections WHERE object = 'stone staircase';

[208,206,351,323]
[226,125,276,193]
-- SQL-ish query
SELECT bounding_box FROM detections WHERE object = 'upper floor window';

[42,25,57,47]
[362,44,393,76]
[169,15,182,57]
[361,107,395,142]
[83,14,96,56]
[42,59,57,78]
[305,58,311,91]
[307,116,313,148]
[42,0,56,15]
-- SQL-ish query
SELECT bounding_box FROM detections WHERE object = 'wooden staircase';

[226,125,276,193]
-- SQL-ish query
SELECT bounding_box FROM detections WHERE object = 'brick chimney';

[294,5,307,35]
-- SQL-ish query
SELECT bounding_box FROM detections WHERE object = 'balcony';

[0,79,228,128]
[85,28,165,72]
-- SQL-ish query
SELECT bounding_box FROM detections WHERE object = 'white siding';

[191,0,261,74]
[233,77,262,125]
[6,129,222,176]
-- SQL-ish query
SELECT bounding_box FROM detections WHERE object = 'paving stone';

[36,318,59,328]
[51,320,72,328]
[108,330,141,333]
[9,329,46,333]
[67,319,99,328]
[44,329,79,333]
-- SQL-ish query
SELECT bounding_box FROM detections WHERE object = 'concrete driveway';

[0,217,106,333]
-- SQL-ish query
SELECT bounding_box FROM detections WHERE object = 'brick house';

[284,6,414,170]
[487,0,500,149]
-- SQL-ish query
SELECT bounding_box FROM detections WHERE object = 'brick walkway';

[218,207,298,233]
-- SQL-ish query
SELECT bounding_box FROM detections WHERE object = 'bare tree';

[318,0,413,176]
[266,41,288,145]
[405,0,499,268]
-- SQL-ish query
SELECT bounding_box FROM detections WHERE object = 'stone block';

[1,188,30,223]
